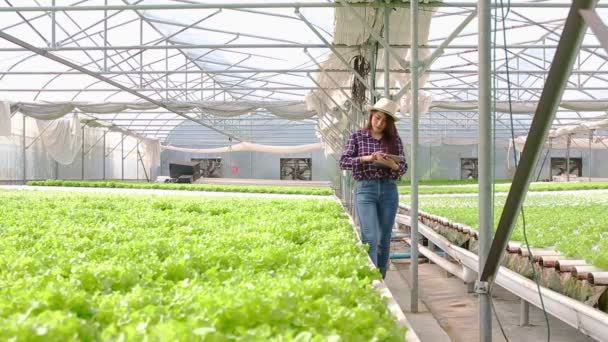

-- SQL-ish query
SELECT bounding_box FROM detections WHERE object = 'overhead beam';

[1,2,606,11]
[0,43,605,52]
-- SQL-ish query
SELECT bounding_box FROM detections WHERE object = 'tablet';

[382,154,404,162]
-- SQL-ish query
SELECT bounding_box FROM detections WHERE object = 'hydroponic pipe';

[405,238,477,283]
[390,251,446,259]
[588,272,608,286]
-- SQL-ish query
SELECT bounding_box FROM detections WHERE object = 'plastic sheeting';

[10,104,162,168]
[162,142,323,155]
[35,115,82,165]
[0,101,11,136]
[9,100,315,121]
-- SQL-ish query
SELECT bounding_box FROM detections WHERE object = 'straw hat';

[369,97,400,122]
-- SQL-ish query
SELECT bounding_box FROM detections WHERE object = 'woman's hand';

[362,151,386,163]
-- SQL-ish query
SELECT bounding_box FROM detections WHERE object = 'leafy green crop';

[398,181,608,195]
[0,190,404,341]
[401,192,608,269]
[27,180,333,196]
[396,179,511,186]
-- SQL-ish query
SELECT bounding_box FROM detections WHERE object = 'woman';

[339,98,408,279]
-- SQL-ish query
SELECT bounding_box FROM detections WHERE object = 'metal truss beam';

[0,30,245,141]
[2,2,607,12]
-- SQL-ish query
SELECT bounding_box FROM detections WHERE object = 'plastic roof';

[0,0,607,146]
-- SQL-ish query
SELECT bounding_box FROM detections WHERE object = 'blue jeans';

[355,179,399,278]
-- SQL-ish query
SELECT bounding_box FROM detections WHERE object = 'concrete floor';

[385,260,599,342]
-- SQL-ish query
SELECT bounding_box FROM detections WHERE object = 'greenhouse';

[1,0,608,341]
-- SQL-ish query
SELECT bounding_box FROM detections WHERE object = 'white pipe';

[405,238,477,283]
[396,214,608,342]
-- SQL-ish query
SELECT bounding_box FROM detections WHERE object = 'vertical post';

[566,134,571,181]
[384,7,390,98]
[165,41,169,100]
[409,0,420,313]
[478,0,493,339]
[369,42,378,106]
[140,19,143,89]
[228,137,232,177]
[51,0,56,48]
[185,56,188,101]
[103,0,108,71]
[81,125,85,180]
[136,139,140,181]
[548,138,553,181]
[121,133,124,181]
[543,38,547,83]
[589,130,593,181]
[520,298,530,326]
[102,132,106,180]
[22,114,26,183]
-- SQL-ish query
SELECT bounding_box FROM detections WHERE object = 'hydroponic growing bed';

[401,191,608,269]
[0,190,404,341]
[27,180,333,196]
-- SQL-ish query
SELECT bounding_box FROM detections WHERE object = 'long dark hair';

[365,110,399,155]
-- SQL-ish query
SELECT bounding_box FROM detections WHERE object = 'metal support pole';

[566,134,571,181]
[136,148,149,182]
[520,299,530,326]
[589,130,593,181]
[139,19,143,89]
[478,0,493,339]
[54,161,58,180]
[548,138,553,181]
[384,6,390,98]
[103,0,108,71]
[409,0,420,314]
[480,0,597,283]
[136,139,139,180]
[121,133,124,181]
[22,114,26,183]
[81,125,85,180]
[102,132,106,180]
[370,42,378,106]
[51,0,56,48]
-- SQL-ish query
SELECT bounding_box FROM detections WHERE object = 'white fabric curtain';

[0,101,11,136]
[162,142,323,154]
[143,138,161,175]
[430,101,608,114]
[35,115,82,165]
[9,101,315,121]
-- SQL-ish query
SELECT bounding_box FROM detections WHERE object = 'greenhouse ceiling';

[0,0,607,146]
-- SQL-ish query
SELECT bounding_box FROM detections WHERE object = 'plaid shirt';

[340,129,408,181]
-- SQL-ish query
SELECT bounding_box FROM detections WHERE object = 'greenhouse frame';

[1,0,608,341]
